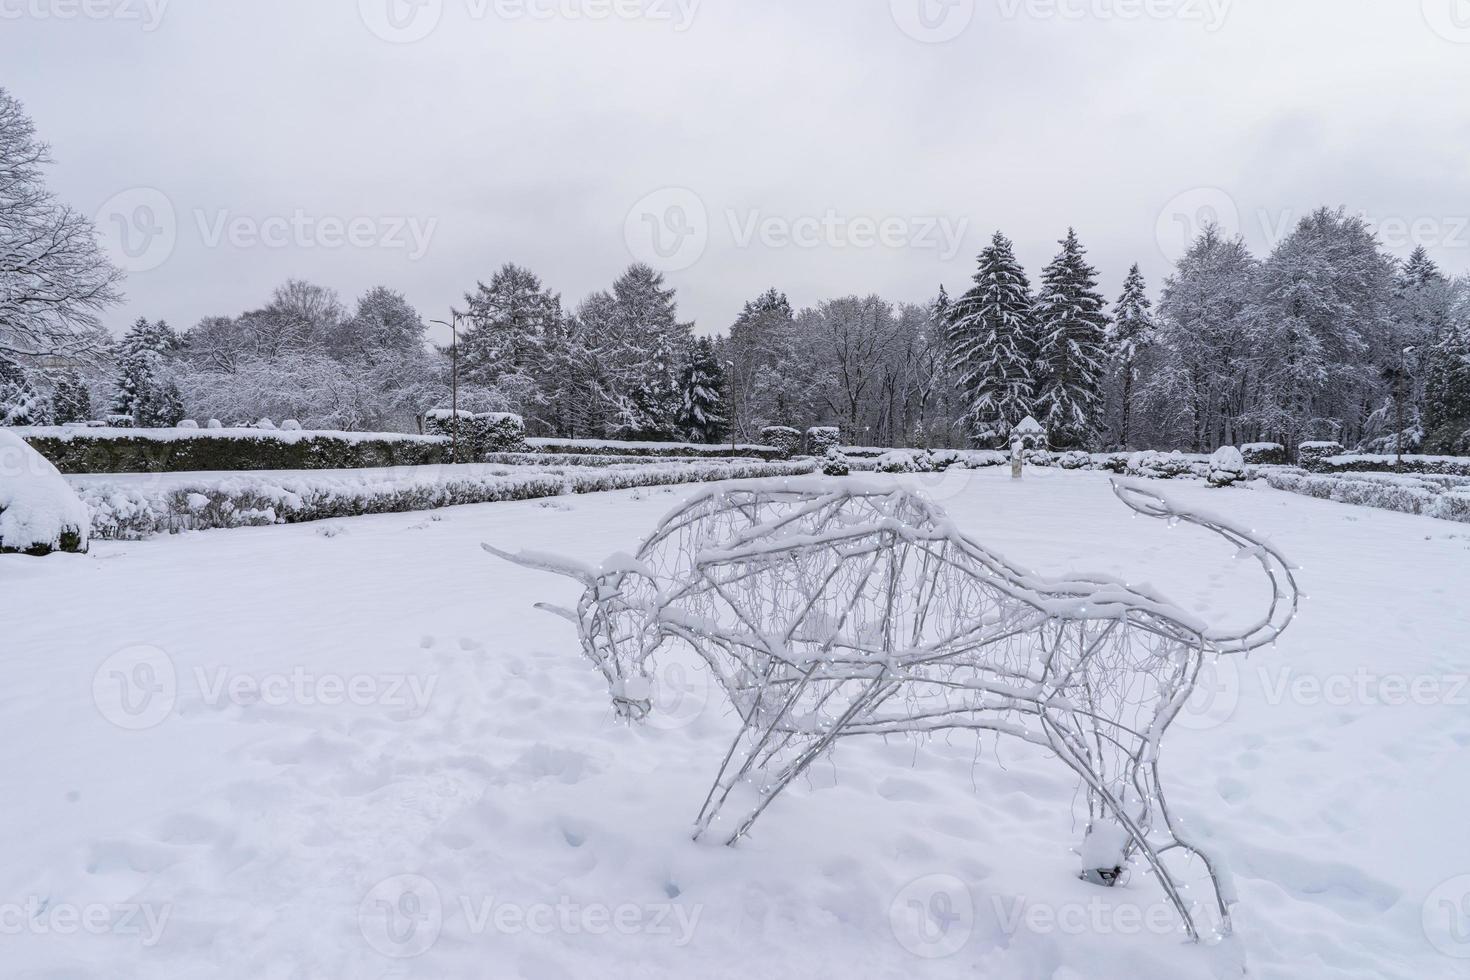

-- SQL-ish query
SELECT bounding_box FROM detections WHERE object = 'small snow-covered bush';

[760,426,802,459]
[1298,441,1344,470]
[281,419,303,431]
[807,426,841,457]
[1127,450,1202,480]
[1207,446,1247,487]
[206,419,223,429]
[0,430,89,555]
[1240,442,1287,466]
[822,449,850,477]
[105,414,134,429]
[178,419,199,429]
[1057,450,1092,470]
[256,418,277,430]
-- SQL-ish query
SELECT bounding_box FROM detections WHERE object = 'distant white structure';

[1010,415,1046,478]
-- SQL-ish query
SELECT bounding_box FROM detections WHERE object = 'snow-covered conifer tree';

[48,369,92,424]
[0,354,43,424]
[946,232,1036,444]
[1033,229,1109,448]
[110,318,183,426]
[678,336,729,443]
[1107,264,1155,449]
[460,264,562,383]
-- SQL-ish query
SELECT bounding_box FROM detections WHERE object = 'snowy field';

[3,469,1468,978]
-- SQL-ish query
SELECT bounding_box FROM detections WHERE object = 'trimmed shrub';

[761,426,803,459]
[281,419,303,431]
[1240,442,1287,466]
[525,438,781,461]
[1263,469,1470,525]
[1057,450,1091,470]
[807,426,841,457]
[1207,446,1247,487]
[821,449,850,477]
[75,458,822,539]
[1298,441,1344,470]
[1310,453,1470,478]
[0,430,89,555]
[105,415,134,428]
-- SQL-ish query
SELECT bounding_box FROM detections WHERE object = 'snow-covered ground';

[3,469,1468,978]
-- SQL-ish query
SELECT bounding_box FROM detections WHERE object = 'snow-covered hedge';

[525,438,782,461]
[760,426,803,459]
[1263,469,1470,524]
[1241,442,1288,466]
[423,410,528,458]
[74,459,821,539]
[482,452,768,468]
[16,426,449,474]
[1309,453,1470,477]
[1297,441,1345,469]
[806,427,841,457]
[0,430,90,555]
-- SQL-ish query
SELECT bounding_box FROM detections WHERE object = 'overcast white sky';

[6,0,1470,345]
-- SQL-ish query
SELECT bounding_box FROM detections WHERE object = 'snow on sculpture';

[486,479,1300,943]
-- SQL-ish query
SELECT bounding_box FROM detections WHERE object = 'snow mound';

[0,429,90,555]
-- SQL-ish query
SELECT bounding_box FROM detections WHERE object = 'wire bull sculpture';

[486,479,1300,942]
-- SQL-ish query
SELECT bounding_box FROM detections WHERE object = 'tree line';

[3,86,1469,453]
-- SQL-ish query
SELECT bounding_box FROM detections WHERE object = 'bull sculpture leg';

[695,667,892,845]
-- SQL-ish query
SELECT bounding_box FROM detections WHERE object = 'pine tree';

[678,336,729,444]
[609,264,692,440]
[49,369,93,424]
[946,232,1037,445]
[459,264,562,383]
[1108,264,1155,449]
[0,354,43,424]
[1424,321,1470,453]
[1034,229,1110,448]
[111,317,183,426]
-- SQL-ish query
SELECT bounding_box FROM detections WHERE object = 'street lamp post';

[726,360,738,451]
[431,314,462,460]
